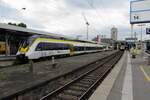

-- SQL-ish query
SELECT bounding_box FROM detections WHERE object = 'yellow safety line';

[140,65,150,82]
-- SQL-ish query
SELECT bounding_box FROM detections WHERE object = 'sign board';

[130,0,150,24]
[146,28,150,34]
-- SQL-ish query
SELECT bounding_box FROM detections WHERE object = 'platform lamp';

[22,8,26,10]
[86,21,90,40]
[21,7,26,15]
[137,24,146,48]
[82,13,90,40]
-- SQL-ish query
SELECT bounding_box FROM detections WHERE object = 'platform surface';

[89,50,150,100]
[0,55,16,67]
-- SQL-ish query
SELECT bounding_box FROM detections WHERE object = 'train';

[0,41,6,54]
[16,35,106,62]
[119,45,125,51]
[118,42,126,51]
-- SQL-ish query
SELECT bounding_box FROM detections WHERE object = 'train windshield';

[22,40,30,48]
[22,35,38,48]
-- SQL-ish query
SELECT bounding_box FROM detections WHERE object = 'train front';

[16,37,32,63]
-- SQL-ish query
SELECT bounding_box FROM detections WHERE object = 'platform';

[89,50,150,100]
[0,55,16,61]
[0,55,16,67]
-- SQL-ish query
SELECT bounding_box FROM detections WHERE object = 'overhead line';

[86,0,106,26]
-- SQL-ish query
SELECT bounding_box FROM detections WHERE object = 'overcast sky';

[0,0,150,40]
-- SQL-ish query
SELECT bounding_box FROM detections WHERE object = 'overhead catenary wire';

[81,0,108,39]
[86,0,106,27]
[52,0,105,39]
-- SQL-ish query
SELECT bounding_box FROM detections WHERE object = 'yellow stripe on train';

[20,47,29,54]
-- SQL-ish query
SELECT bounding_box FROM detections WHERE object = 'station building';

[111,27,118,41]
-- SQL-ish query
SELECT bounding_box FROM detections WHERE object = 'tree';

[8,22,27,28]
[18,23,27,28]
[8,22,17,26]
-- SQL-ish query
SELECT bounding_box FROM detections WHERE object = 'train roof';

[30,34,99,44]
[33,36,103,47]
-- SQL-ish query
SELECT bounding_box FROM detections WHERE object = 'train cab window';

[22,40,29,48]
[36,43,43,51]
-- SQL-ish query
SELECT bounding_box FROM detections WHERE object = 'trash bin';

[132,54,136,58]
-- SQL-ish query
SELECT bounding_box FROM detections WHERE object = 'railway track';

[1,51,123,100]
[40,51,123,100]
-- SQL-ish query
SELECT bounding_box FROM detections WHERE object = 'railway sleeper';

[81,79,96,82]
[79,80,94,85]
[57,93,78,100]
[69,86,87,92]
[78,81,91,87]
[82,77,97,82]
[63,89,83,96]
[73,83,90,88]
[86,75,99,78]
[89,73,102,77]
[83,76,98,80]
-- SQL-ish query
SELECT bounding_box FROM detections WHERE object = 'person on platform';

[130,44,136,58]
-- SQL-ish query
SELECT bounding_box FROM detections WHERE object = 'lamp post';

[86,22,90,40]
[134,32,137,43]
[22,8,26,10]
[20,8,26,20]
[82,13,90,40]
[137,24,146,48]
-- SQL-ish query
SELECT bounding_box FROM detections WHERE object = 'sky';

[0,0,150,40]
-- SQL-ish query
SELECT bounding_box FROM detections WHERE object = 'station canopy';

[0,23,74,39]
[0,23,96,44]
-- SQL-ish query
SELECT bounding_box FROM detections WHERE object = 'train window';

[74,46,85,51]
[35,42,69,51]
[79,47,81,51]
[86,47,91,50]
[74,46,79,51]
[62,44,69,50]
[63,44,67,50]
[80,47,83,51]
[45,43,56,50]
[74,46,77,51]
[85,47,87,50]
[81,47,84,51]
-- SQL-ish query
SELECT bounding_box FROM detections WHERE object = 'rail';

[40,51,123,100]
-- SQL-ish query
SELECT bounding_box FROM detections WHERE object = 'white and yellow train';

[16,35,106,61]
